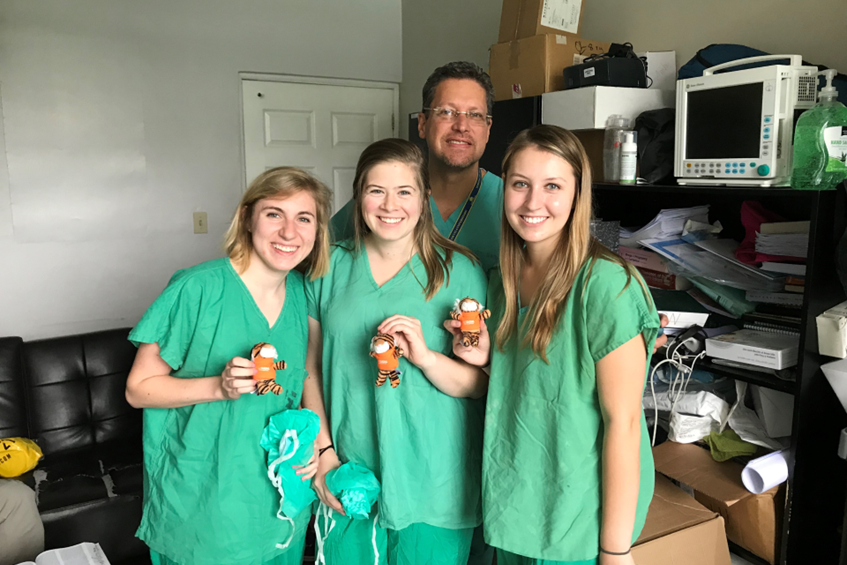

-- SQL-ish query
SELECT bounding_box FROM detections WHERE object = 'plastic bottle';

[791,69,847,190]
[619,131,638,184]
[603,114,631,182]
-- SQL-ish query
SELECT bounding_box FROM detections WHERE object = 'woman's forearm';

[600,416,642,554]
[126,374,225,409]
[418,352,489,399]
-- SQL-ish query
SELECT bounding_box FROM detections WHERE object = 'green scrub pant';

[149,526,307,565]
[495,549,598,565]
[314,509,474,565]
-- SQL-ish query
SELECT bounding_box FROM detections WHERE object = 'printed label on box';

[583,67,595,78]
[540,0,581,35]
[511,83,523,99]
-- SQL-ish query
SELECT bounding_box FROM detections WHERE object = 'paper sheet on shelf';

[726,381,786,451]
[619,205,710,248]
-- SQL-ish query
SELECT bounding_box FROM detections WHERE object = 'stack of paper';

[620,205,709,248]
[755,221,810,259]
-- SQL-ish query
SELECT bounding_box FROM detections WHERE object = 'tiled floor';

[731,554,757,565]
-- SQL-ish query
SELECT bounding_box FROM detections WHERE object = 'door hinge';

[392,114,395,131]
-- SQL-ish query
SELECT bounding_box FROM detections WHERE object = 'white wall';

[400,0,502,138]
[0,0,402,340]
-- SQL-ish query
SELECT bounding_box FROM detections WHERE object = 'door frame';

[238,72,400,191]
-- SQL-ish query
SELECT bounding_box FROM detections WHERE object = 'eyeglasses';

[424,107,492,126]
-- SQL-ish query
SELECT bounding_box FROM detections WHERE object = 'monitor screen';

[685,83,763,159]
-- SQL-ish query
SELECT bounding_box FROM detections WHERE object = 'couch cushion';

[22,329,141,455]
[0,336,28,438]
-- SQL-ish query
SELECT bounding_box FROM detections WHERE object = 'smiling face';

[418,78,491,171]
[504,146,577,255]
[360,160,423,246]
[247,190,318,275]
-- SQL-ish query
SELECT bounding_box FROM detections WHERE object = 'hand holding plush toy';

[369,333,404,388]
[450,297,491,347]
[251,342,286,396]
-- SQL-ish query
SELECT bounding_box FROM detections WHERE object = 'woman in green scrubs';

[301,138,489,565]
[447,125,659,565]
[125,168,333,565]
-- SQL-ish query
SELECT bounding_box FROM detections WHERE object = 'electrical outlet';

[193,212,208,234]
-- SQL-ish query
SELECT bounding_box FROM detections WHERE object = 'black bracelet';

[318,444,334,457]
[599,546,631,556]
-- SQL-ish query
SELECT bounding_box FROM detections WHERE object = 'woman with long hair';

[301,138,489,564]
[447,125,659,565]
[126,167,332,565]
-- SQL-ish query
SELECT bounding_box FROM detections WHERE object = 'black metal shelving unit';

[593,182,846,565]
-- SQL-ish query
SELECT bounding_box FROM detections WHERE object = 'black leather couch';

[0,328,150,565]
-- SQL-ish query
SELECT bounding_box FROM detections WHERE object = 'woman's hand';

[294,443,319,482]
[220,357,257,400]
[599,551,636,565]
[378,315,437,371]
[442,318,491,368]
[312,447,345,515]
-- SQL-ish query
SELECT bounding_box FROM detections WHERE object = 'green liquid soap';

[791,69,847,190]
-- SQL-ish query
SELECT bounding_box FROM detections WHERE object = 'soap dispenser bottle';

[791,69,847,190]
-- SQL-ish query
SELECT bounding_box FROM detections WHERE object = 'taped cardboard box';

[489,34,611,101]
[632,474,731,565]
[653,441,784,564]
[498,0,585,43]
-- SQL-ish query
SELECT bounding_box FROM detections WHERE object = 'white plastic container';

[603,114,630,182]
[619,130,637,184]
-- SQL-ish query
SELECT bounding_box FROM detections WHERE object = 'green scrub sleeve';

[582,260,660,364]
[304,275,321,321]
[128,270,203,371]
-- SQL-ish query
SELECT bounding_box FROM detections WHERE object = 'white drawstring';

[314,502,336,565]
[267,429,300,549]
[313,501,380,565]
[371,508,380,565]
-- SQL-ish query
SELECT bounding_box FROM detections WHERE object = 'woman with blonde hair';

[125,167,332,565]
[301,138,489,564]
[447,125,659,565]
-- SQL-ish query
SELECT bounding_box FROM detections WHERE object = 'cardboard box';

[632,474,732,565]
[489,35,611,101]
[498,0,584,43]
[653,441,784,564]
[637,50,678,91]
[541,85,675,130]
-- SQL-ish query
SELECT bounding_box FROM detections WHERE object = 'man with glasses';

[331,61,503,273]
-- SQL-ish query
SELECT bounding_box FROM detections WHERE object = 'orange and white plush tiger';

[251,342,286,396]
[369,333,404,388]
[450,297,491,347]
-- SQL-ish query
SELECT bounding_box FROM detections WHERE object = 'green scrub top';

[129,258,311,565]
[305,241,487,531]
[483,258,659,562]
[330,170,504,272]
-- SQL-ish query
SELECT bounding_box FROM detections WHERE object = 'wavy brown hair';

[224,167,332,280]
[349,138,476,300]
[496,125,647,361]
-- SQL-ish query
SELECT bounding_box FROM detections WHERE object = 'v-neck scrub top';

[129,258,311,565]
[330,171,504,273]
[483,258,659,562]
[305,242,488,531]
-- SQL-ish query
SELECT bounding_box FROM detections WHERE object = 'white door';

[242,79,397,213]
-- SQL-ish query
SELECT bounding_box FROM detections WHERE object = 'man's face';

[418,78,491,171]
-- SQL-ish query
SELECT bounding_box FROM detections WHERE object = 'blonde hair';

[496,125,646,362]
[349,138,476,300]
[224,167,332,280]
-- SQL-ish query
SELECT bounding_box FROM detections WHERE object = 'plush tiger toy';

[251,342,286,396]
[451,297,491,347]
[369,333,404,388]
